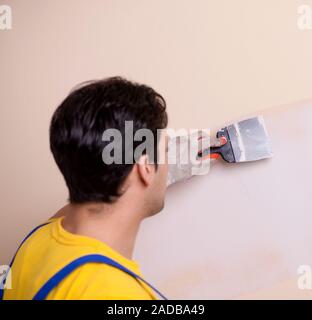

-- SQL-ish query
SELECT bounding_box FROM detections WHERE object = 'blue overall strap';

[33,254,168,300]
[0,222,51,300]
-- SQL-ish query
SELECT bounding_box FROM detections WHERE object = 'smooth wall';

[1,0,312,298]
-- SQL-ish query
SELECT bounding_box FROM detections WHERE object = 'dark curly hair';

[50,77,168,204]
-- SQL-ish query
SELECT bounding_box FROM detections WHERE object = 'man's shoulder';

[49,262,154,299]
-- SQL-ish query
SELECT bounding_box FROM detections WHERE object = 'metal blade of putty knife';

[216,115,273,163]
[198,116,273,163]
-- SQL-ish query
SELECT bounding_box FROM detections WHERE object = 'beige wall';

[1,0,312,298]
[135,99,312,299]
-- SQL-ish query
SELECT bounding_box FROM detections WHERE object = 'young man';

[2,77,219,300]
[3,77,169,300]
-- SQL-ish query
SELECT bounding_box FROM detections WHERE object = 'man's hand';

[166,131,227,186]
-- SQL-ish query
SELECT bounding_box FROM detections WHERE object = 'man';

[2,77,171,300]
[2,77,218,300]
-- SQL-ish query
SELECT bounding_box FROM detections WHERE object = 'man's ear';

[136,154,155,186]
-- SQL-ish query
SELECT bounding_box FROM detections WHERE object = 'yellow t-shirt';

[3,217,157,300]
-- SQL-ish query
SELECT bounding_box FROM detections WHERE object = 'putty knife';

[198,116,273,163]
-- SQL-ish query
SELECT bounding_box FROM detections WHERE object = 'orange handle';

[200,153,220,160]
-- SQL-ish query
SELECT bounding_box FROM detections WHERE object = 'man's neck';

[59,202,144,260]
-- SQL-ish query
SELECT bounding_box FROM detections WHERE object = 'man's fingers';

[198,136,227,148]
[211,136,227,147]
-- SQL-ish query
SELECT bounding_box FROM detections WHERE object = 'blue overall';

[0,222,167,300]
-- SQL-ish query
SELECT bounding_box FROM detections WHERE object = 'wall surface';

[135,99,312,299]
[1,0,312,298]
